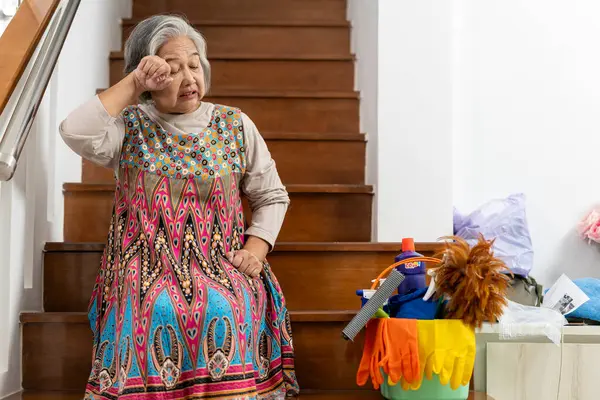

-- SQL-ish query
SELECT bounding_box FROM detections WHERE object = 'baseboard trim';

[2,390,22,400]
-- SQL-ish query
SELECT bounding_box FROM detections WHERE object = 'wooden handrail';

[0,0,60,115]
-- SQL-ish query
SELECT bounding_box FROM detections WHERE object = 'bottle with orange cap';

[395,238,426,295]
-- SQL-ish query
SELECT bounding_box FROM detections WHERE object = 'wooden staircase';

[19,0,440,397]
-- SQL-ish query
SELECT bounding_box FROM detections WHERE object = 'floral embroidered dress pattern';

[85,104,298,399]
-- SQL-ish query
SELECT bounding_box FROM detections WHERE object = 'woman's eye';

[170,69,179,75]
[190,65,200,70]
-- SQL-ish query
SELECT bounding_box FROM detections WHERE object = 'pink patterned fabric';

[84,105,298,399]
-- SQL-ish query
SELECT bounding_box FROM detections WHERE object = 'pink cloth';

[578,208,600,243]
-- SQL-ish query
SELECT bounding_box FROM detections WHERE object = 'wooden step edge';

[122,19,351,28]
[260,132,365,142]
[66,119,363,142]
[63,183,115,193]
[43,242,443,254]
[286,184,373,194]
[206,90,359,99]
[110,51,355,61]
[95,88,359,99]
[274,242,443,253]
[44,242,106,253]
[21,310,357,324]
[291,310,357,322]
[11,392,94,400]
[63,183,373,194]
[209,54,355,61]
[20,312,89,324]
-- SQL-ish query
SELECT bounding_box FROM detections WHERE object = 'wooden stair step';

[205,90,359,99]
[20,310,360,324]
[165,54,355,61]
[95,89,360,133]
[123,19,352,28]
[43,242,441,313]
[205,89,360,100]
[110,58,355,91]
[21,311,366,392]
[205,94,358,134]
[261,132,366,140]
[131,0,348,23]
[62,184,373,242]
[121,23,351,58]
[110,51,355,61]
[82,132,366,185]
[99,86,359,98]
[204,91,359,134]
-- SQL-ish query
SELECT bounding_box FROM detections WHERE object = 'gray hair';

[124,15,211,102]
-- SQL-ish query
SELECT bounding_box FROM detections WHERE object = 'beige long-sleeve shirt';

[59,96,289,249]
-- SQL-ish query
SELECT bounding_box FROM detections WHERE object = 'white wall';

[377,0,454,243]
[0,0,130,397]
[0,74,56,399]
[350,0,600,286]
[351,0,455,243]
[51,0,130,240]
[348,0,379,237]
[453,0,600,286]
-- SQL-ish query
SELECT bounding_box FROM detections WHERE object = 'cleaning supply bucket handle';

[370,256,442,290]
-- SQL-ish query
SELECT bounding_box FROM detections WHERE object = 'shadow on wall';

[545,230,600,287]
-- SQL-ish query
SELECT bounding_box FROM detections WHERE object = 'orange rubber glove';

[357,319,421,389]
[356,319,378,386]
[356,319,387,389]
[371,319,387,388]
[379,318,420,385]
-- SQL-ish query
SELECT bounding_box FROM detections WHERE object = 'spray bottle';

[395,238,426,295]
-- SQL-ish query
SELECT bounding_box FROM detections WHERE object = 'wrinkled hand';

[226,249,263,278]
[133,55,173,92]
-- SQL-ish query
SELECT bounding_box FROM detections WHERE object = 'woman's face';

[152,36,206,114]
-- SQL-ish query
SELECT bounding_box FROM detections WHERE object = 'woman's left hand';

[226,249,263,278]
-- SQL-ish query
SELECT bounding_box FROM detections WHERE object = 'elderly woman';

[60,15,299,399]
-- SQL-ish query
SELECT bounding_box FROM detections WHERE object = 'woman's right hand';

[133,55,173,92]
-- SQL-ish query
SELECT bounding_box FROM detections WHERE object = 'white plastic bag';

[499,300,567,345]
[454,193,534,276]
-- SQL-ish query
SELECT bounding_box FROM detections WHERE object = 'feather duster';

[431,235,511,329]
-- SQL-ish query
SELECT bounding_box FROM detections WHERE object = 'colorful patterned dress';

[84,104,299,399]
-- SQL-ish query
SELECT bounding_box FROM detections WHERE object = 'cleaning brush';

[342,269,405,341]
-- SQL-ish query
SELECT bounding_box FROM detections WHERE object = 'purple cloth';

[454,193,534,277]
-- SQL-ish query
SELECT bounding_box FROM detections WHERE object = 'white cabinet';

[486,343,600,400]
